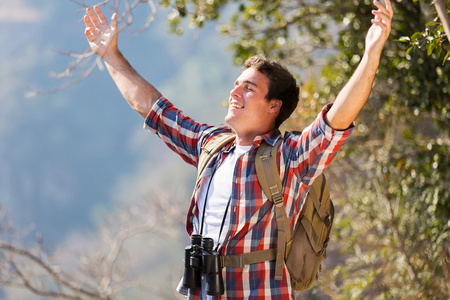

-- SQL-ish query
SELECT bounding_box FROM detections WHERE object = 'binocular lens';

[182,235,224,295]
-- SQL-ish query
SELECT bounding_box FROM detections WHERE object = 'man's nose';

[230,85,241,98]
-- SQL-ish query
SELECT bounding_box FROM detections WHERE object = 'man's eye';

[245,86,253,91]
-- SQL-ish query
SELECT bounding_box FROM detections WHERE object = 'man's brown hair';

[244,56,300,128]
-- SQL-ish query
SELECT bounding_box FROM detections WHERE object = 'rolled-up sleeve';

[283,103,354,186]
[143,97,228,167]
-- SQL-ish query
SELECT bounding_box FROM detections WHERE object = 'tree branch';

[433,0,450,41]
[28,0,161,97]
[0,242,100,299]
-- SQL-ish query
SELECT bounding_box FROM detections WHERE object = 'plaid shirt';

[144,97,353,299]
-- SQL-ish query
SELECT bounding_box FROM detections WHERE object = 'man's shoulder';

[201,126,234,145]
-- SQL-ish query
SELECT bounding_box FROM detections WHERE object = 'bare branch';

[0,190,185,299]
[100,220,158,294]
[29,0,161,97]
[0,241,100,299]
[127,0,160,39]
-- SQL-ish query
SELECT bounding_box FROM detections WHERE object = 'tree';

[0,194,186,300]
[399,0,450,64]
[21,0,449,299]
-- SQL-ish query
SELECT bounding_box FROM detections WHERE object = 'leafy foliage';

[398,0,450,64]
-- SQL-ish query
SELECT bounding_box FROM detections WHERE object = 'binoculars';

[183,234,224,296]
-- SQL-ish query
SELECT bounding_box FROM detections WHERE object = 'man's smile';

[229,99,244,109]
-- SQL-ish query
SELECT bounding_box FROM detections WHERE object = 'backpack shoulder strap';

[255,139,283,204]
[254,138,290,281]
[197,132,236,178]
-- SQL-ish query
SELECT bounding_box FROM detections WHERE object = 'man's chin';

[224,113,233,124]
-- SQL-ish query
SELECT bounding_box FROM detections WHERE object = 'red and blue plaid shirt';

[144,97,353,299]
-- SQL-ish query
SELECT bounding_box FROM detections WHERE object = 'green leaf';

[425,21,439,26]
[427,38,440,56]
[435,42,442,59]
[410,32,423,42]
[443,50,450,65]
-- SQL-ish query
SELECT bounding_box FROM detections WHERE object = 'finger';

[94,6,108,26]
[83,15,95,39]
[111,12,118,29]
[86,7,101,29]
[373,0,392,18]
[372,0,392,24]
[372,11,382,23]
[384,0,394,17]
[84,27,95,42]
[372,9,391,26]
[371,18,387,31]
[83,14,93,28]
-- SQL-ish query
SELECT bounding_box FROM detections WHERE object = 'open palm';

[84,6,118,58]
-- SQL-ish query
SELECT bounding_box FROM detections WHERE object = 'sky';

[0,0,238,237]
[0,1,240,298]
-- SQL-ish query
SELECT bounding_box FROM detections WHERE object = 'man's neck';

[234,127,277,146]
[229,119,276,146]
[234,135,255,146]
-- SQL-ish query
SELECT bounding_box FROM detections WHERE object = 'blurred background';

[1,0,239,298]
[0,0,449,299]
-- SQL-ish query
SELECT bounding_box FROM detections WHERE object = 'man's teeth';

[230,103,243,108]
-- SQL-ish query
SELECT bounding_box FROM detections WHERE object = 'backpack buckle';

[272,193,284,205]
[319,237,330,257]
[317,247,327,257]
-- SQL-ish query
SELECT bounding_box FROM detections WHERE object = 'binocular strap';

[199,165,233,251]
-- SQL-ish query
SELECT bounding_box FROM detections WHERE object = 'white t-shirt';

[197,144,252,247]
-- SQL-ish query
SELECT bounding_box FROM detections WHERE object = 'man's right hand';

[83,6,162,117]
[84,6,118,58]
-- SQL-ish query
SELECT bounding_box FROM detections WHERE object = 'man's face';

[225,67,280,140]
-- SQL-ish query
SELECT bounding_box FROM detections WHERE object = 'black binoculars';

[182,234,224,296]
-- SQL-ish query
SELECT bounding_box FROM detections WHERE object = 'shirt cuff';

[143,96,170,133]
[319,103,355,141]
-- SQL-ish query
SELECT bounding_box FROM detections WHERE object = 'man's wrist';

[361,52,381,73]
[102,47,121,63]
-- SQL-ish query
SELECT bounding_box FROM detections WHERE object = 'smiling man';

[84,1,393,299]
[225,57,299,146]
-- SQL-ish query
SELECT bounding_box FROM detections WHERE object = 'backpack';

[197,132,334,291]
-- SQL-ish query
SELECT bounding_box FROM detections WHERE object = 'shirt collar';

[222,128,282,151]
[253,128,283,148]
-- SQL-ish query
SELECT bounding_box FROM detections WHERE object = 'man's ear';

[269,99,282,113]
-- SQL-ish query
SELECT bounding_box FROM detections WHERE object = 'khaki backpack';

[197,132,334,290]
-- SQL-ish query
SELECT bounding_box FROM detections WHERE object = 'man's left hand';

[365,0,394,58]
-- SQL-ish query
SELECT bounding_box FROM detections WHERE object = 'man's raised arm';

[324,0,394,130]
[84,6,162,118]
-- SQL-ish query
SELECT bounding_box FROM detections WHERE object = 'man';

[84,1,393,299]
